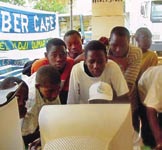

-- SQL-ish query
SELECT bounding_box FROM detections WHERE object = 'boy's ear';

[44,52,47,58]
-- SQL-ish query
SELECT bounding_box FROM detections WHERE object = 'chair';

[0,96,24,150]
[39,104,133,150]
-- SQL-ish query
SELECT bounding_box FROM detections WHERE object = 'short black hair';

[135,27,152,39]
[36,65,61,86]
[46,38,66,53]
[84,40,107,57]
[64,30,81,39]
[110,26,130,39]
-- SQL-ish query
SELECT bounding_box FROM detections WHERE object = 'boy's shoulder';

[31,58,49,74]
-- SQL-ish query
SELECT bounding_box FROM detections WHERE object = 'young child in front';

[21,65,61,148]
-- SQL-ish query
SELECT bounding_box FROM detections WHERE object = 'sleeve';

[67,66,80,104]
[31,60,39,74]
[61,57,74,81]
[125,49,142,93]
[149,53,158,66]
[31,58,48,74]
[21,104,39,136]
[110,62,129,97]
[60,58,74,91]
[144,80,162,112]
[138,67,162,112]
[138,52,158,80]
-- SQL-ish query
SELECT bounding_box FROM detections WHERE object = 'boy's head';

[109,26,130,58]
[99,36,109,46]
[35,65,61,101]
[0,77,28,118]
[64,30,83,59]
[135,27,152,52]
[84,40,107,77]
[88,81,113,104]
[45,38,67,71]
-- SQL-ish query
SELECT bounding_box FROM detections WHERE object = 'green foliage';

[34,0,68,13]
[0,0,25,6]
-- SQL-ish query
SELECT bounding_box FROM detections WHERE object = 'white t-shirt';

[22,73,36,111]
[138,66,162,112]
[67,60,129,104]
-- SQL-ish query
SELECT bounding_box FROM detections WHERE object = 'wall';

[92,0,125,39]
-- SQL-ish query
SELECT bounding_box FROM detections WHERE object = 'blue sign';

[0,6,56,33]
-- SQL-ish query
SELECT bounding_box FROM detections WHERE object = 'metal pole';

[70,0,73,30]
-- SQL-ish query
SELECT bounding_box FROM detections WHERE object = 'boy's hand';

[28,138,41,150]
[155,144,162,150]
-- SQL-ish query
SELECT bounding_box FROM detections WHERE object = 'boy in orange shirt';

[31,38,74,104]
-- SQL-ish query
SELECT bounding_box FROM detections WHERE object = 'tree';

[34,0,68,13]
[0,0,25,6]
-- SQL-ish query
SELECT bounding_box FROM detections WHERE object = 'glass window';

[151,1,162,22]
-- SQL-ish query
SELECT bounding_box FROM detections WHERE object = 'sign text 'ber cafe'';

[0,8,56,33]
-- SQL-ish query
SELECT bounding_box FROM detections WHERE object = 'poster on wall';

[0,2,59,81]
[0,2,59,51]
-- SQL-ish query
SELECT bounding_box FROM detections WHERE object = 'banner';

[0,39,49,50]
[0,2,59,51]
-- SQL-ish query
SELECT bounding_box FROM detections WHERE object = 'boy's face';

[36,83,60,101]
[45,46,67,70]
[135,34,151,52]
[109,33,129,58]
[64,33,83,59]
[85,50,107,77]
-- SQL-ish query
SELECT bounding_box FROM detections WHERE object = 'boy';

[22,65,61,147]
[135,27,158,148]
[138,66,162,149]
[67,40,129,104]
[135,27,158,79]
[64,30,85,64]
[31,38,74,104]
[108,26,142,132]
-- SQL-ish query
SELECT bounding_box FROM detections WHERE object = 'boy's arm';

[67,68,80,104]
[147,107,162,148]
[110,61,129,99]
[124,49,142,94]
[113,93,129,103]
[22,104,40,136]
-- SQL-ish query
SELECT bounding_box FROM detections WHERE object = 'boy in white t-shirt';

[67,40,129,104]
[138,66,162,149]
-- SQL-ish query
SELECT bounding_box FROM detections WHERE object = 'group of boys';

[1,26,162,150]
